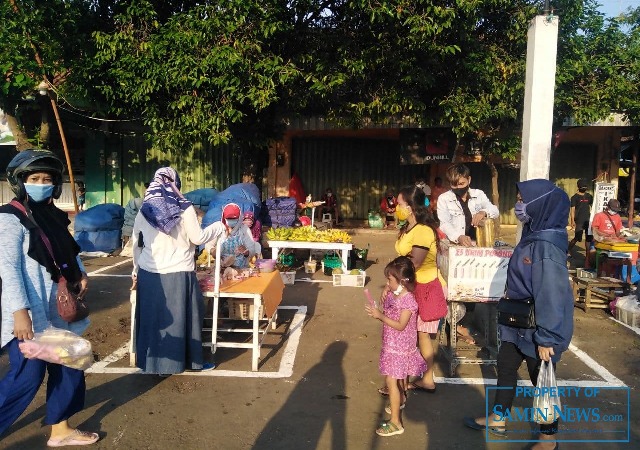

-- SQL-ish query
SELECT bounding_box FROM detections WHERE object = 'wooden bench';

[572,276,629,312]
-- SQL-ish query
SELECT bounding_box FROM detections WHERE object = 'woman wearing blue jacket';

[464,179,574,450]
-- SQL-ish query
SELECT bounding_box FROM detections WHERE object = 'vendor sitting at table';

[219,203,262,268]
[591,199,625,243]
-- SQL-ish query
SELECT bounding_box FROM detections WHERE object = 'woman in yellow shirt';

[379,184,444,395]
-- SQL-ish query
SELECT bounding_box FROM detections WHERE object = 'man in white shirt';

[437,164,499,247]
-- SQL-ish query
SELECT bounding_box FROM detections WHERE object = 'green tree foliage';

[0,0,110,149]
[91,0,301,151]
[555,0,640,125]
[5,0,639,159]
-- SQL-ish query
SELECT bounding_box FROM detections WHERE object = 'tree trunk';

[487,160,501,238]
[4,111,31,151]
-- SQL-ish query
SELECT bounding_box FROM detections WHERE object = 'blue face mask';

[514,189,556,224]
[514,202,529,223]
[24,183,55,203]
[226,219,239,228]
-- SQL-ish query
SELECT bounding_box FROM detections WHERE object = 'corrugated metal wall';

[83,128,250,206]
[292,137,522,222]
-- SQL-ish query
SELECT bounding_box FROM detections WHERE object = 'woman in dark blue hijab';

[463,179,574,450]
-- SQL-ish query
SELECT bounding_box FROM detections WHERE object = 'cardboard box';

[333,271,366,287]
[228,299,263,320]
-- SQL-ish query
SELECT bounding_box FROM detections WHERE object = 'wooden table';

[267,240,353,269]
[572,276,628,312]
[438,297,500,376]
[203,270,284,371]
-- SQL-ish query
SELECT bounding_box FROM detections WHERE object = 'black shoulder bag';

[496,278,535,329]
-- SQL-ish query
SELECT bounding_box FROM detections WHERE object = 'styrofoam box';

[304,260,317,273]
[333,271,366,287]
[616,304,640,328]
[576,268,596,279]
[280,271,296,285]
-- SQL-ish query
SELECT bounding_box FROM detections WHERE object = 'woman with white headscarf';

[132,167,225,375]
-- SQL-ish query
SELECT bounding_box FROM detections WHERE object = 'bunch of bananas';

[265,226,352,243]
[196,249,210,266]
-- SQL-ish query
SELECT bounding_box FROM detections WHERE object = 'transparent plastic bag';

[532,360,562,424]
[18,326,94,370]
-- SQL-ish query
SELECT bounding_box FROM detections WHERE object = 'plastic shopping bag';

[18,326,94,371]
[533,360,562,424]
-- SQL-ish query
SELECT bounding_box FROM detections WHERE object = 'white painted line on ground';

[83,260,627,386]
[434,342,626,388]
[88,274,132,278]
[434,377,621,388]
[87,258,133,275]
[567,342,626,386]
[608,316,640,336]
[86,305,307,378]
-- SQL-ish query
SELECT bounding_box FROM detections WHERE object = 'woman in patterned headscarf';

[132,167,225,375]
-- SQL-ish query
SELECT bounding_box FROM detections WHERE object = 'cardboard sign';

[446,246,514,300]
[588,182,617,234]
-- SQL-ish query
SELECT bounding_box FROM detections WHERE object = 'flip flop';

[47,429,99,447]
[456,331,477,346]
[377,386,389,396]
[408,381,436,393]
[376,421,404,437]
[463,416,507,437]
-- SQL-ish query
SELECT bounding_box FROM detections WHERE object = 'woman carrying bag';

[0,149,99,446]
[463,179,574,450]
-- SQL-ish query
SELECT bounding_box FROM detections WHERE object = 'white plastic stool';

[321,213,333,228]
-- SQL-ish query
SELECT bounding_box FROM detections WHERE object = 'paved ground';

[1,226,639,449]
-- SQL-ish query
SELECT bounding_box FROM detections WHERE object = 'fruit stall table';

[202,240,285,371]
[267,240,353,269]
[593,241,638,283]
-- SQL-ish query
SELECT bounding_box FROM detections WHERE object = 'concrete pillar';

[519,15,559,181]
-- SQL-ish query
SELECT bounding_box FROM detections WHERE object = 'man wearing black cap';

[591,198,624,242]
[568,179,594,254]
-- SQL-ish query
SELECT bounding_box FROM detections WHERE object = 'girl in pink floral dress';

[365,256,426,436]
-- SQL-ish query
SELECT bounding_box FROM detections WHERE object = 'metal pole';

[628,130,639,226]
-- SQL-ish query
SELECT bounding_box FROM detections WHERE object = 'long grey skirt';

[135,269,204,374]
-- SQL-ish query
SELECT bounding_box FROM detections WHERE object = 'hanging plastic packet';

[532,360,562,424]
[18,326,94,371]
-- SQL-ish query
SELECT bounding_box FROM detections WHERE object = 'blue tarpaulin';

[202,183,262,227]
[183,188,218,212]
[73,203,125,253]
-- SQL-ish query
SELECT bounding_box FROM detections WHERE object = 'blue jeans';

[0,338,85,435]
